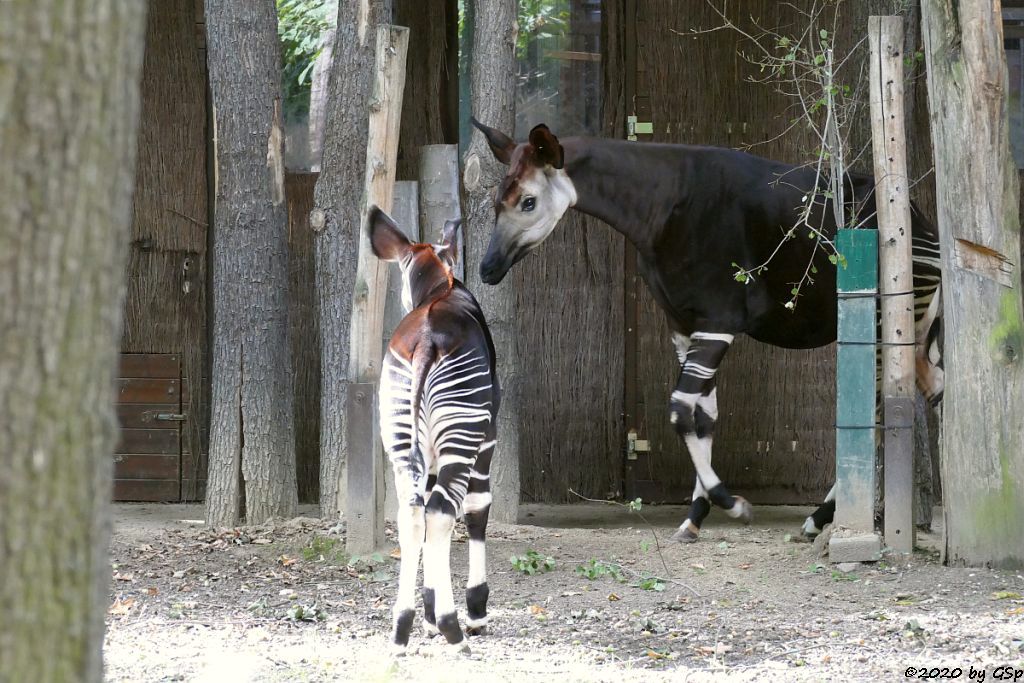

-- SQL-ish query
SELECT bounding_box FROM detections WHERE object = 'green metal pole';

[832,228,881,560]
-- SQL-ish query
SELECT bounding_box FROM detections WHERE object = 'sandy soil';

[105,503,1024,682]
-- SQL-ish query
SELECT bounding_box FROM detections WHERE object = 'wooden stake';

[346,24,409,555]
[869,15,915,554]
[418,144,463,281]
[380,181,419,523]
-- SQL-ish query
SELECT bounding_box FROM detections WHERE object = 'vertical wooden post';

[869,15,915,554]
[831,229,882,562]
[380,181,419,523]
[346,24,409,555]
[418,144,463,280]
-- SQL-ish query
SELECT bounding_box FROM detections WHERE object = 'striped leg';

[391,471,425,647]
[668,332,752,543]
[422,460,472,651]
[420,474,440,636]
[802,483,837,537]
[463,440,493,636]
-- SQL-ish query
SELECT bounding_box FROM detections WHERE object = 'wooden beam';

[418,145,463,281]
[381,180,419,523]
[869,15,915,554]
[346,24,409,555]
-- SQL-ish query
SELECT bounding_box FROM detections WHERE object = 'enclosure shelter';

[116,0,988,511]
[116,0,208,501]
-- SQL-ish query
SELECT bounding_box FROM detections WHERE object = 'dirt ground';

[105,502,1024,682]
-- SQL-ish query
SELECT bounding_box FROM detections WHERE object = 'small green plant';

[287,603,327,622]
[575,559,626,583]
[627,497,643,512]
[830,569,858,582]
[510,550,555,575]
[634,576,667,592]
[302,535,348,564]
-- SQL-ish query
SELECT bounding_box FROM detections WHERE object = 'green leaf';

[819,29,828,40]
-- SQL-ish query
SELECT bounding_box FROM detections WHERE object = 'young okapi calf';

[369,206,500,652]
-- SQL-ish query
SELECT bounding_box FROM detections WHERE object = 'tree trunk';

[313,0,393,518]
[462,0,520,522]
[922,0,1024,568]
[0,1,147,679]
[205,0,298,526]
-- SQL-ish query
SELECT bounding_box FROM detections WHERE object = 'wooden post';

[869,15,915,554]
[381,181,419,523]
[831,229,882,562]
[346,24,409,554]
[418,144,463,280]
[922,0,1024,568]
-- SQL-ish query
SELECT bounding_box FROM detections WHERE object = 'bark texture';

[205,0,297,526]
[308,26,336,172]
[463,0,521,522]
[394,0,459,179]
[0,1,147,679]
[313,0,393,518]
[922,0,1024,568]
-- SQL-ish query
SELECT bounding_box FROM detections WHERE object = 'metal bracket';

[627,115,653,141]
[626,429,650,460]
[155,413,186,422]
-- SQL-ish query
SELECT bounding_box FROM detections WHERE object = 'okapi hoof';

[670,521,700,543]
[422,619,440,637]
[802,516,822,538]
[729,496,754,524]
[465,624,488,637]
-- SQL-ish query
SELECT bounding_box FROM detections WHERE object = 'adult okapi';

[470,119,944,543]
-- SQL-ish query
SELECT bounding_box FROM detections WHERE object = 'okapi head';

[368,205,461,312]
[470,118,577,284]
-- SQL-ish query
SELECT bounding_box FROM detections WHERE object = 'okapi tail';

[409,339,437,490]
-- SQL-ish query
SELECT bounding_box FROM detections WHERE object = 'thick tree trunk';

[313,0,393,518]
[463,0,520,522]
[0,1,147,679]
[205,0,297,526]
[922,0,1024,568]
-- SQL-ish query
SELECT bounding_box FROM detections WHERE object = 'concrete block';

[829,533,882,563]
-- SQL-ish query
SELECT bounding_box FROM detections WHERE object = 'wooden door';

[115,354,184,501]
[621,0,848,504]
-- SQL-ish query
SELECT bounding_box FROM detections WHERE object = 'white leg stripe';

[467,539,487,588]
[691,332,735,343]
[463,491,492,513]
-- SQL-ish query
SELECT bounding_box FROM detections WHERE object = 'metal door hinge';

[627,115,653,141]
[626,429,650,460]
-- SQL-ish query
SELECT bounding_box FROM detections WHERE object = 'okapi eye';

[521,196,536,212]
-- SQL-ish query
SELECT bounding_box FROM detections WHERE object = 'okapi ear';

[439,218,462,265]
[528,123,564,169]
[368,206,410,262]
[471,117,515,165]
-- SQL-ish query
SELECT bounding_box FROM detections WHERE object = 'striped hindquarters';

[380,347,496,510]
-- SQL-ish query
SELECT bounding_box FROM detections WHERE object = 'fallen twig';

[567,488,701,598]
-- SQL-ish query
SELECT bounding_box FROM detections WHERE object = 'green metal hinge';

[626,429,650,460]
[627,115,653,141]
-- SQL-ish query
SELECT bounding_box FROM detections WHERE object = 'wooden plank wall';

[626,0,902,503]
[114,354,182,501]
[286,172,322,502]
[120,0,209,501]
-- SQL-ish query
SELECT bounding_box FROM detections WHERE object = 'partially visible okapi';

[470,119,944,542]
[369,207,500,651]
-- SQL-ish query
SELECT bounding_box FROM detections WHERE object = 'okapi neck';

[563,137,672,256]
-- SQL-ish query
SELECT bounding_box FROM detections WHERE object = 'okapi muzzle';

[471,118,576,285]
